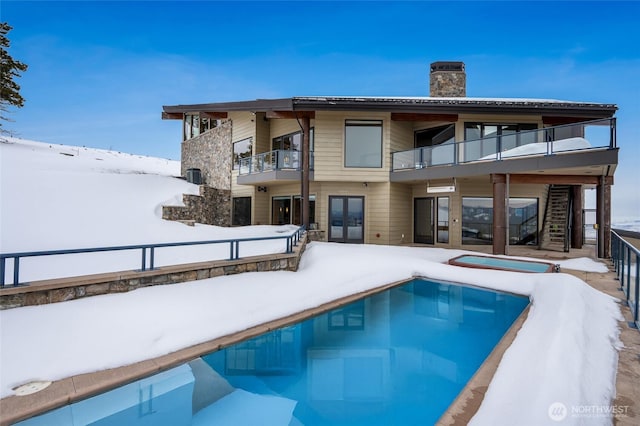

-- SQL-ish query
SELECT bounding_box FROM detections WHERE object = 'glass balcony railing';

[238,150,314,176]
[392,118,616,171]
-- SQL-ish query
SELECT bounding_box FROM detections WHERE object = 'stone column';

[492,174,506,255]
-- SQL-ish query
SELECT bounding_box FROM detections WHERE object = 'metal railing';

[238,150,314,175]
[0,226,306,287]
[612,229,640,328]
[392,118,616,171]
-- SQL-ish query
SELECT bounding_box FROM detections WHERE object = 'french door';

[328,196,364,244]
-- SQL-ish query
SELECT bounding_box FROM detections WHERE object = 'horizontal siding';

[229,112,255,143]
[389,121,413,153]
[389,183,412,245]
[255,112,270,154]
[313,111,391,182]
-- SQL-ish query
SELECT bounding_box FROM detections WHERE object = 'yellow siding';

[255,112,270,154]
[389,120,413,153]
[269,119,309,140]
[229,112,256,144]
[389,183,412,245]
[313,111,391,182]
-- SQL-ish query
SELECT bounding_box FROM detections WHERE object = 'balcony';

[237,150,314,185]
[391,118,617,181]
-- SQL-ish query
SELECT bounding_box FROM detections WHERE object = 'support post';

[571,185,583,249]
[596,176,612,258]
[301,116,311,230]
[492,174,506,255]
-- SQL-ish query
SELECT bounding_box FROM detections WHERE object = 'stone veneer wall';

[181,120,232,190]
[430,71,466,97]
[162,185,231,227]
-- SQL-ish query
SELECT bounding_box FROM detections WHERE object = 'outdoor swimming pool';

[17,279,529,426]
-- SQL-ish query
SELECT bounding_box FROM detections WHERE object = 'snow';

[478,137,592,161]
[0,138,624,425]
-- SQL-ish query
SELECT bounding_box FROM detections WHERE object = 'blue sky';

[3,1,639,220]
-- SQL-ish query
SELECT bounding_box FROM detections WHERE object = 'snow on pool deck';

[0,242,622,426]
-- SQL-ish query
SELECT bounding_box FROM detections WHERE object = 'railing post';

[150,247,155,270]
[0,257,5,287]
[634,253,639,325]
[626,245,631,298]
[229,241,235,260]
[13,257,20,286]
[235,240,240,259]
[141,248,147,271]
[610,118,616,149]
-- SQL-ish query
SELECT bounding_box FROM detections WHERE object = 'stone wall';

[162,185,231,227]
[181,120,232,190]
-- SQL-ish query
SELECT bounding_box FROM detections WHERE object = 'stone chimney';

[429,61,466,97]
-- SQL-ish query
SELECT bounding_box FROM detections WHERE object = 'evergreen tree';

[0,22,28,132]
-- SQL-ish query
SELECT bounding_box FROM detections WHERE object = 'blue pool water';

[18,279,528,426]
[450,254,554,273]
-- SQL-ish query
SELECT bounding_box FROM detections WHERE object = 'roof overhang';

[162,96,617,120]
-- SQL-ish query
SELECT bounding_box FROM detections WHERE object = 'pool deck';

[1,244,639,425]
[438,243,640,425]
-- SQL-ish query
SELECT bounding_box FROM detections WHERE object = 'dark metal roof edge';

[163,96,617,117]
[163,98,293,113]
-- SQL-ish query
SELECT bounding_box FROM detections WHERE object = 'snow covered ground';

[0,138,626,425]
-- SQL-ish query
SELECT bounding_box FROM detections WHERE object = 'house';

[161,62,618,258]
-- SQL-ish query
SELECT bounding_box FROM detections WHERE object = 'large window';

[462,197,538,245]
[233,138,252,170]
[463,123,538,161]
[184,113,217,140]
[345,120,382,168]
[232,197,251,226]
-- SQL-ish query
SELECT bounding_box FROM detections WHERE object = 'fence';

[611,229,640,328]
[0,226,306,287]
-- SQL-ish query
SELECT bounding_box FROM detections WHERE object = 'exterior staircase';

[540,185,572,252]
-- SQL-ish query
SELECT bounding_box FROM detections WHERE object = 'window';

[461,197,538,245]
[232,197,251,226]
[345,120,382,168]
[437,197,449,243]
[272,195,316,225]
[462,197,494,245]
[272,128,314,152]
[233,138,252,170]
[183,113,217,140]
[415,124,455,148]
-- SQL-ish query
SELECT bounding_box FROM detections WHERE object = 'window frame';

[232,137,253,171]
[232,196,252,226]
[344,120,383,168]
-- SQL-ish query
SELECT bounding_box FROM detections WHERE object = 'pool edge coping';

[436,304,531,425]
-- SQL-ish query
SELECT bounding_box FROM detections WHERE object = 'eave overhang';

[162,96,617,120]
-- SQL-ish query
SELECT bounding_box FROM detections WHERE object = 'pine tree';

[0,22,28,132]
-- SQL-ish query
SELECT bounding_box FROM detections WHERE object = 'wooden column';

[492,174,506,255]
[301,116,311,230]
[596,177,612,258]
[571,185,583,249]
